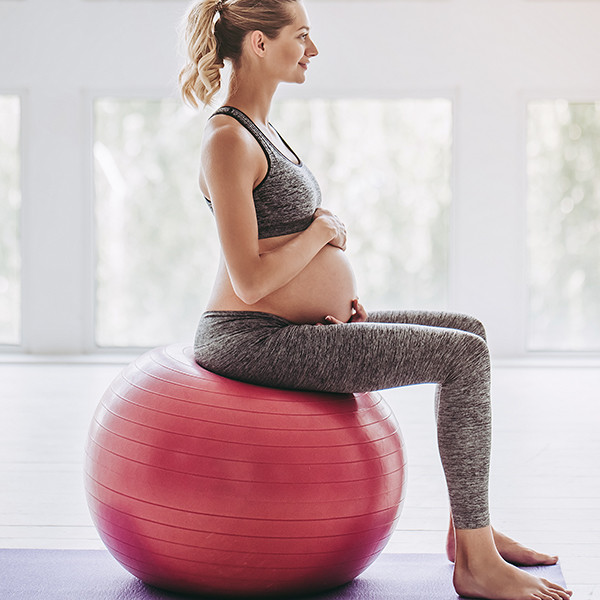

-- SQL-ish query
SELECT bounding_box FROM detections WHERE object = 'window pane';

[94,99,218,348]
[0,96,21,346]
[271,99,452,310]
[528,101,600,351]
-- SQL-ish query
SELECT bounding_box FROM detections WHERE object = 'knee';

[449,331,490,382]
[470,318,487,342]
[458,314,487,342]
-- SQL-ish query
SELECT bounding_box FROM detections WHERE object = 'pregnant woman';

[179,1,571,599]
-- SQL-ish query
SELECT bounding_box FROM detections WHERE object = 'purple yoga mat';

[0,550,567,599]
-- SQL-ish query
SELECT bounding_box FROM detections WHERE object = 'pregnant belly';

[260,245,358,323]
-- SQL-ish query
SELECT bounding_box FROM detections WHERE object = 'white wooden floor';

[0,360,598,598]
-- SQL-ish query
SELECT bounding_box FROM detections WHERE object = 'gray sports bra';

[204,106,322,239]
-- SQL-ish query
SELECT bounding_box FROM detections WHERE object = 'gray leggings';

[194,309,491,530]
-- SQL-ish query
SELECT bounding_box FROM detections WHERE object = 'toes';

[539,590,565,600]
[541,579,573,599]
[532,583,570,600]
[526,549,557,566]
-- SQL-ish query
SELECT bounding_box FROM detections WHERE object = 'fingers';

[354,298,368,322]
[333,223,347,251]
[349,298,368,323]
[317,298,369,326]
[332,238,346,251]
[324,315,345,325]
[313,208,347,249]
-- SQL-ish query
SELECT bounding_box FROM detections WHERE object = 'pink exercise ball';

[84,344,406,597]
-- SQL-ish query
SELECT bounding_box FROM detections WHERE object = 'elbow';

[229,257,271,305]
[232,279,266,306]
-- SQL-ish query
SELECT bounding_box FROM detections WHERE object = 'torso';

[200,110,358,324]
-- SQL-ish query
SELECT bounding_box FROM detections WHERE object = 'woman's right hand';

[312,207,347,251]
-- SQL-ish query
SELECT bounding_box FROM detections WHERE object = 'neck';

[223,68,279,128]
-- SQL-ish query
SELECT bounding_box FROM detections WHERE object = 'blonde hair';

[179,0,298,108]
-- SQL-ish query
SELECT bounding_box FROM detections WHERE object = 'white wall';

[1,0,600,356]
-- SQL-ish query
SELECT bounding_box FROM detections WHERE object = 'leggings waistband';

[202,310,296,326]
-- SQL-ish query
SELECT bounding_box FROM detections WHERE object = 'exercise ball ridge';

[85,344,406,597]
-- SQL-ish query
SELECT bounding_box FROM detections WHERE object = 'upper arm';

[201,119,265,298]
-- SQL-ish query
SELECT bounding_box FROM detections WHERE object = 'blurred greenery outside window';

[528,101,600,351]
[94,98,452,348]
[94,99,215,348]
[0,95,21,346]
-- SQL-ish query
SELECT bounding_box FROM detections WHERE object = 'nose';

[306,36,318,58]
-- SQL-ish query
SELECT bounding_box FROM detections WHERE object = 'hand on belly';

[321,298,368,325]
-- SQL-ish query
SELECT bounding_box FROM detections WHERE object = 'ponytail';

[179,0,224,108]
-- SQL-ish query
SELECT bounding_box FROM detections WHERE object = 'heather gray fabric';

[204,106,322,239]
[194,309,492,530]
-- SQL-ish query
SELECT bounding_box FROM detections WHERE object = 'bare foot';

[453,527,572,600]
[454,558,572,600]
[491,528,559,566]
[447,520,559,566]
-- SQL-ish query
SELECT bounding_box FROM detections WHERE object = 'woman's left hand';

[319,298,368,325]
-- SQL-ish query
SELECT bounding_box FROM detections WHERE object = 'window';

[0,95,21,346]
[527,100,600,351]
[271,99,452,311]
[93,99,218,348]
[93,98,451,348]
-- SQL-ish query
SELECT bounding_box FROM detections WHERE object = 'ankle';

[454,525,501,566]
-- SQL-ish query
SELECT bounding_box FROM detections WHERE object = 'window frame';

[521,90,600,357]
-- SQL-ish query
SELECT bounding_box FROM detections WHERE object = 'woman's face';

[263,1,319,84]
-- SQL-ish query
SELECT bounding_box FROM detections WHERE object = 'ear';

[248,30,267,57]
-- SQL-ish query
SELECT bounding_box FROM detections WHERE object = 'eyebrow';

[296,26,310,32]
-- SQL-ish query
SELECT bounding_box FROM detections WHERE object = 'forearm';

[237,220,332,304]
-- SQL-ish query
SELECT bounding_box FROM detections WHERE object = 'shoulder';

[201,114,268,194]
[202,114,264,166]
